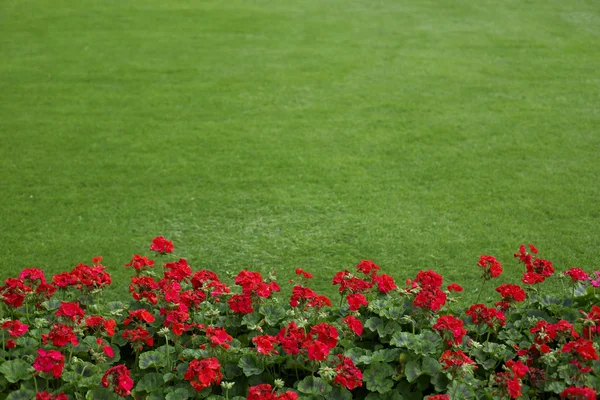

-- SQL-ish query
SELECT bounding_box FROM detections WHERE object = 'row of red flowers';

[0,237,598,399]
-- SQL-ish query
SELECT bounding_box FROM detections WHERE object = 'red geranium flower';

[478,255,502,279]
[447,283,463,292]
[42,323,78,347]
[560,386,597,400]
[184,358,222,391]
[342,315,363,336]
[252,335,279,355]
[123,309,155,325]
[580,305,600,339]
[372,273,397,293]
[439,349,476,370]
[433,315,467,346]
[427,396,450,400]
[125,254,154,272]
[277,321,306,355]
[55,301,85,322]
[304,340,330,361]
[205,326,233,349]
[101,364,134,397]
[1,320,29,337]
[355,260,380,276]
[36,393,68,400]
[495,284,526,303]
[333,355,363,390]
[33,349,65,378]
[346,293,368,311]
[150,236,174,253]
[565,267,589,282]
[295,268,313,279]
[466,304,506,328]
[309,323,338,349]
[228,294,254,314]
[122,326,154,350]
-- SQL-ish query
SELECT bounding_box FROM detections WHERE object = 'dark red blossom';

[447,283,463,292]
[162,304,190,336]
[355,260,380,276]
[42,323,78,347]
[164,258,192,282]
[530,320,557,344]
[19,268,46,285]
[252,335,279,355]
[433,315,467,346]
[129,276,159,304]
[333,355,363,390]
[565,267,589,282]
[478,255,502,279]
[561,338,598,361]
[522,272,545,285]
[1,320,29,337]
[580,305,600,339]
[332,271,372,294]
[309,323,338,349]
[125,254,154,272]
[123,309,155,325]
[413,270,447,311]
[342,315,363,336]
[228,294,254,314]
[295,268,313,279]
[372,273,397,293]
[55,301,85,322]
[184,358,222,391]
[101,365,134,397]
[346,293,368,311]
[0,278,32,307]
[150,236,174,254]
[33,349,64,378]
[560,387,597,400]
[495,284,526,303]
[122,326,154,350]
[439,349,476,370]
[205,327,233,349]
[277,321,306,355]
[466,304,506,328]
[304,340,330,361]
[427,396,450,400]
[36,393,68,400]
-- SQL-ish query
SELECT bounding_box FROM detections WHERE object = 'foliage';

[1,238,599,399]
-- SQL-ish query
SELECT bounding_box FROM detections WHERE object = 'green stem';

[475,279,487,304]
[165,336,171,371]
[33,375,39,393]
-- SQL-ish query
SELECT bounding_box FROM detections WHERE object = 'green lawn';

[1,0,599,302]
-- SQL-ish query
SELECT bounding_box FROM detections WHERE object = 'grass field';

[1,0,599,302]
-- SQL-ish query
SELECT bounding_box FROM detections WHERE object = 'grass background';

[1,0,599,302]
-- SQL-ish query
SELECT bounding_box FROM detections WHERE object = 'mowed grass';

[0,0,599,302]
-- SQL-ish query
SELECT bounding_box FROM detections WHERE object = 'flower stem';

[475,279,487,304]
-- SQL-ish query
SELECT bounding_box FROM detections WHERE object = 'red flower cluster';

[447,283,463,292]
[122,326,154,350]
[150,236,174,254]
[184,358,222,391]
[439,349,476,371]
[235,270,281,299]
[129,276,159,304]
[205,326,233,349]
[493,359,529,399]
[163,258,192,282]
[253,335,279,355]
[433,315,467,346]
[289,285,331,309]
[55,301,85,322]
[333,355,363,390]
[295,268,313,279]
[495,284,526,310]
[36,393,68,400]
[565,267,589,282]
[332,270,372,294]
[478,255,502,279]
[412,270,447,311]
[427,396,450,400]
[125,254,154,273]
[342,315,363,336]
[466,304,506,328]
[191,269,230,300]
[33,349,65,378]
[42,323,78,347]
[277,321,307,355]
[560,386,597,400]
[515,244,555,285]
[101,364,134,397]
[85,315,116,336]
[53,262,111,291]
[346,293,368,311]
[1,270,56,308]
[247,384,298,400]
[580,305,600,339]
[1,319,29,337]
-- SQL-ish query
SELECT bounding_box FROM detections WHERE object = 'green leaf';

[390,331,414,348]
[545,381,566,394]
[6,388,36,400]
[404,359,421,383]
[163,372,175,383]
[363,362,395,393]
[297,376,332,396]
[325,385,352,400]
[85,387,123,400]
[0,359,32,383]
[139,350,168,370]
[135,372,164,392]
[364,317,384,332]
[447,380,476,400]
[260,303,286,326]
[165,388,194,400]
[365,391,403,400]
[238,354,264,376]
[421,356,442,376]
[430,372,449,392]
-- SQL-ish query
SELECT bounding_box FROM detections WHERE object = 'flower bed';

[1,238,599,400]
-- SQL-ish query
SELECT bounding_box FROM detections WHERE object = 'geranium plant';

[0,238,598,399]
